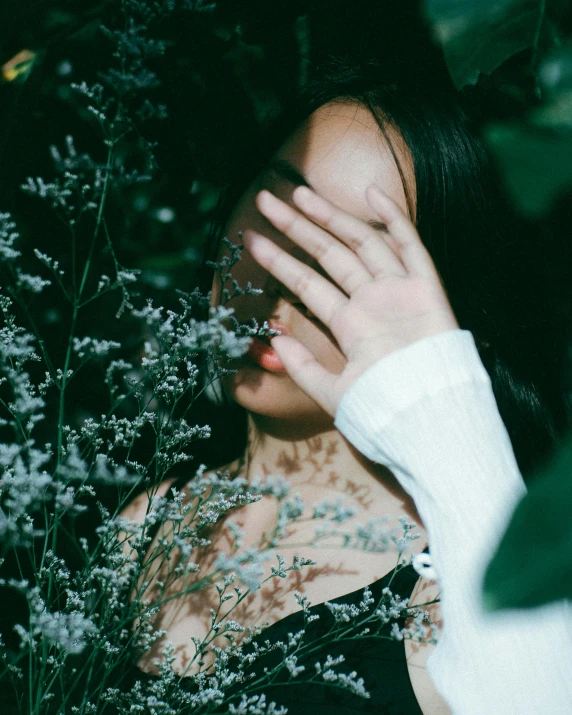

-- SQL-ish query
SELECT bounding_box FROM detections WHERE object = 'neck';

[243,413,419,521]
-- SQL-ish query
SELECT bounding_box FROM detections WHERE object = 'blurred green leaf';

[533,40,572,128]
[45,9,77,31]
[539,38,572,94]
[483,433,572,611]
[531,90,572,128]
[1,49,38,84]
[485,121,572,217]
[194,184,220,215]
[424,0,552,89]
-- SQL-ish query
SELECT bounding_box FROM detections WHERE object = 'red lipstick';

[246,321,288,373]
[247,337,286,372]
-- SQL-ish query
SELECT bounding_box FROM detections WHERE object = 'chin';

[222,365,329,423]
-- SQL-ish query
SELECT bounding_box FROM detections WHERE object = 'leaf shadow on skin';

[139,561,357,676]
[133,436,421,676]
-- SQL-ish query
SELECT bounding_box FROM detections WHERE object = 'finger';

[290,185,407,278]
[365,185,437,279]
[243,229,347,331]
[270,335,337,416]
[256,190,373,294]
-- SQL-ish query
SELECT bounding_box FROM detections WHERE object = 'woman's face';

[212,100,414,427]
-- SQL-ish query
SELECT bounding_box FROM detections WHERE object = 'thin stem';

[531,0,548,80]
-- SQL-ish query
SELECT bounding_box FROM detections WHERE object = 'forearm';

[335,329,572,714]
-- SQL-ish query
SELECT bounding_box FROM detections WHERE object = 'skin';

[220,100,453,711]
[216,101,417,427]
[126,101,454,713]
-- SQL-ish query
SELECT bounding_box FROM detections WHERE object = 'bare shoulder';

[115,478,179,563]
[119,478,176,524]
[405,575,451,715]
[119,456,244,525]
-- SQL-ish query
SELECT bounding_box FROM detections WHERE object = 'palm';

[243,184,459,416]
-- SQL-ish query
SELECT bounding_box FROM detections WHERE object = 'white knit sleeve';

[335,328,572,715]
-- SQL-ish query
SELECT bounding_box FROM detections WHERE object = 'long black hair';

[201,55,571,482]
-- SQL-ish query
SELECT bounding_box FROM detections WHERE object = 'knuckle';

[329,303,346,330]
[339,268,356,292]
[288,213,305,236]
[346,234,363,252]
[389,214,412,238]
[267,251,282,273]
[321,206,337,231]
[293,272,311,297]
[312,240,328,262]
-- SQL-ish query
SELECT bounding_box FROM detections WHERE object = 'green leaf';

[1,49,38,84]
[533,40,572,129]
[424,0,549,89]
[483,40,572,216]
[485,121,572,217]
[539,38,572,94]
[483,432,572,611]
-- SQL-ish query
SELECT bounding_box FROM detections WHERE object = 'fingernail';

[293,185,313,202]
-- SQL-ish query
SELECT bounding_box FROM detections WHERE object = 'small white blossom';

[72,336,121,359]
[16,270,51,293]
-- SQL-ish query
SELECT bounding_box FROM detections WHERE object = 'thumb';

[271,335,338,416]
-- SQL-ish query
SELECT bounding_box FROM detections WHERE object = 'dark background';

[0,0,555,452]
[1,1,572,706]
[0,0,462,463]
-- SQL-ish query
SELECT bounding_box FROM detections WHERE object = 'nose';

[262,273,313,321]
[263,273,298,303]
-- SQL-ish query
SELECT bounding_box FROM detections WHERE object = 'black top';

[128,562,425,714]
[229,560,425,715]
[130,474,426,714]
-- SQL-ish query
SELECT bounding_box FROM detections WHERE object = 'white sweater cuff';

[333,329,572,715]
[334,329,491,464]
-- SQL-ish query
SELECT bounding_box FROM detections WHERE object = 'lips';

[245,320,288,373]
[246,337,285,372]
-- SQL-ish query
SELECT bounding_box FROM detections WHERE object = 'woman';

[125,59,572,713]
